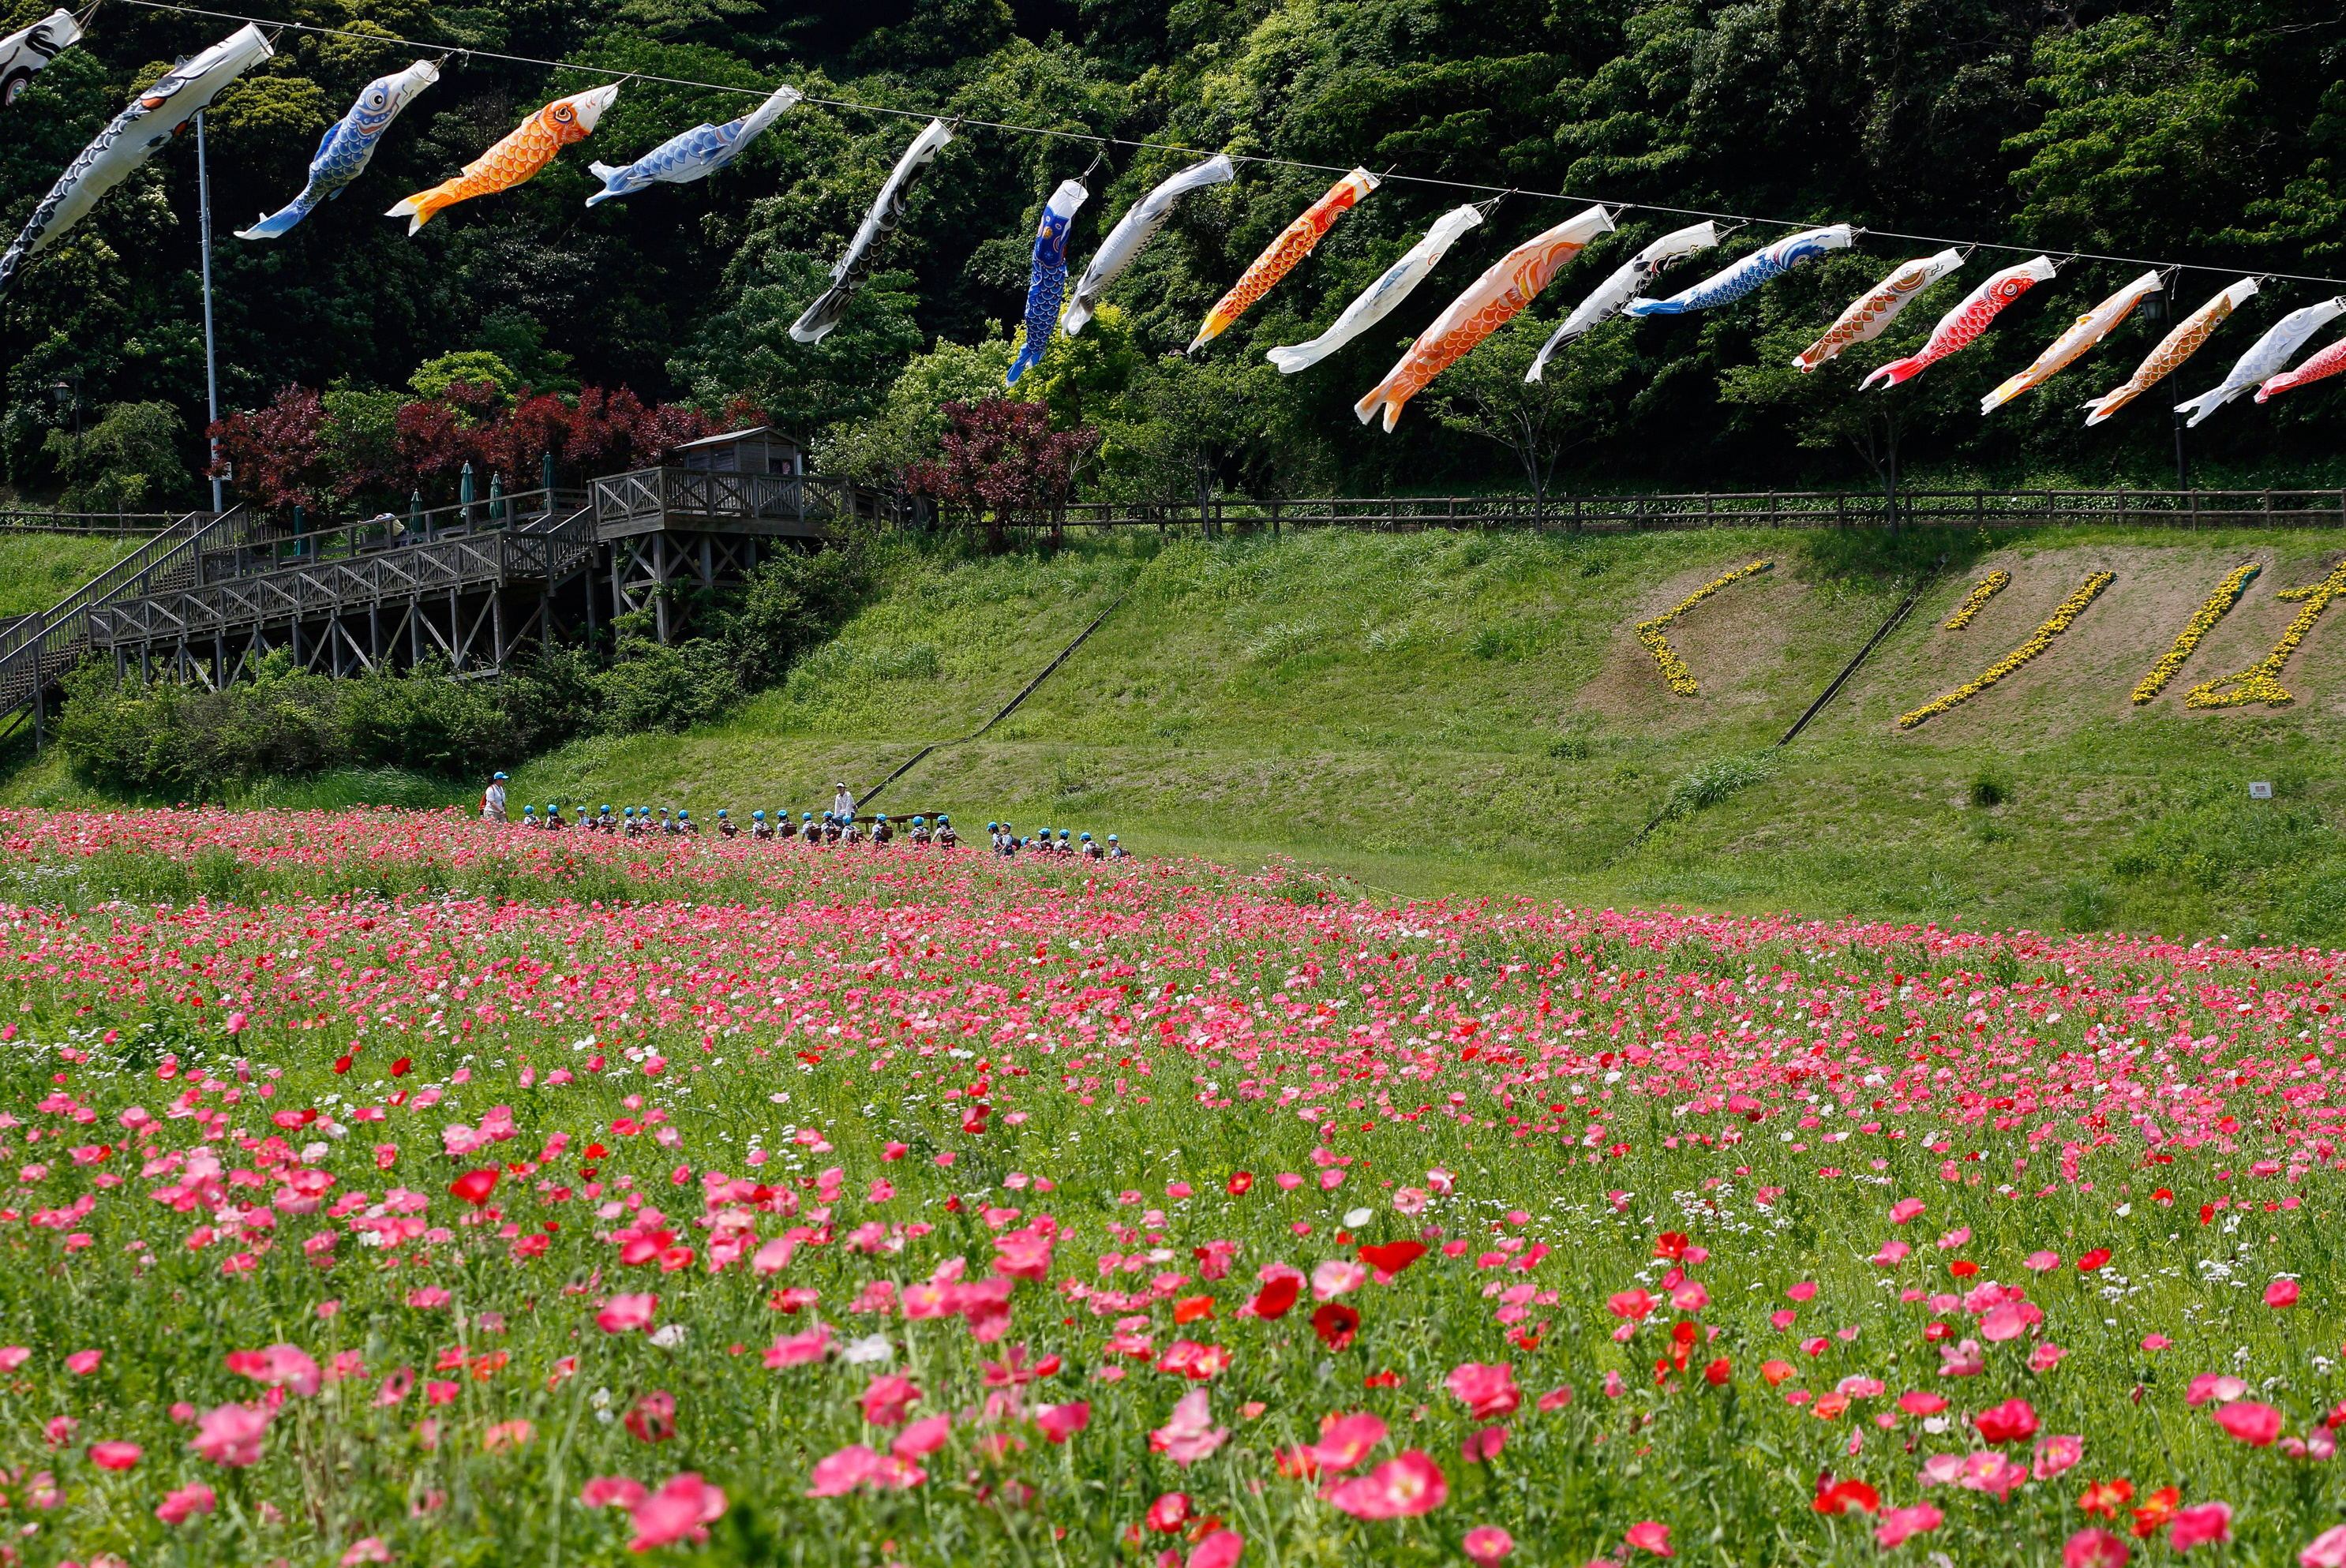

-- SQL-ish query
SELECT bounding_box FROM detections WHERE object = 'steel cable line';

[107,0,2346,290]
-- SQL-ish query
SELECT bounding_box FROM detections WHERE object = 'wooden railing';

[0,509,178,535]
[0,507,262,725]
[591,468,926,534]
[90,504,599,649]
[197,488,587,583]
[950,488,2346,535]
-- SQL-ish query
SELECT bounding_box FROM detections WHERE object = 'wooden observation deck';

[0,430,922,730]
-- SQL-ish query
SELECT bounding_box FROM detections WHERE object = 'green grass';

[0,530,144,621]
[14,520,2346,939]
[481,524,2346,940]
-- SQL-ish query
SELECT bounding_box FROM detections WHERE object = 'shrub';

[1666,752,1778,817]
[593,640,741,735]
[1969,770,2012,808]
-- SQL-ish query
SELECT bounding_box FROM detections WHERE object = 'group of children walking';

[478,772,1130,859]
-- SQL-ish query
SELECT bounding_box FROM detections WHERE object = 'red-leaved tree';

[905,399,1101,552]
[212,384,770,514]
[208,384,334,511]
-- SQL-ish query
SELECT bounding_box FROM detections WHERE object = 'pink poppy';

[2024,1251,2061,1271]
[1036,1401,1090,1443]
[1308,1411,1389,1473]
[87,1441,141,1470]
[1875,1505,1943,1547]
[2168,1503,2232,1551]
[1187,1529,1245,1568]
[1890,1199,1926,1225]
[892,1415,952,1461]
[581,1476,649,1509]
[340,1539,392,1566]
[1313,1260,1368,1300]
[189,1402,270,1467]
[1446,1364,1522,1422]
[1897,1391,1948,1416]
[2213,1402,2283,1446]
[1938,1339,1984,1377]
[628,1472,728,1551]
[1465,1525,1516,1564]
[1786,1282,1818,1302]
[2300,1525,2346,1568]
[2267,1278,2302,1309]
[156,1483,218,1525]
[2186,1374,2247,1407]
[1147,1493,1192,1533]
[225,1344,321,1396]
[2142,1334,2172,1352]
[65,1349,101,1376]
[2033,1435,2084,1480]
[1149,1390,1230,1467]
[1325,1450,1447,1520]
[763,1323,834,1369]
[860,1375,921,1428]
[1625,1521,1673,1558]
[2064,1529,2130,1568]
[597,1293,659,1334]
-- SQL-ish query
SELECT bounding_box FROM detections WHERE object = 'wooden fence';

[940,487,2346,539]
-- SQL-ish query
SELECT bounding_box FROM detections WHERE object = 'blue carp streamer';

[1007,178,1089,387]
[239,60,440,240]
[1622,224,1853,317]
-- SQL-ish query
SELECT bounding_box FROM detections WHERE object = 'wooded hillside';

[1,0,2340,510]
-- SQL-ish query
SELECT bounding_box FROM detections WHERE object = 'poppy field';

[0,809,2343,1568]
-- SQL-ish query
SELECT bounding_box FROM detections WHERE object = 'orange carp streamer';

[388,84,617,234]
[1188,167,1378,353]
[1354,204,1613,432]
[2082,279,2258,426]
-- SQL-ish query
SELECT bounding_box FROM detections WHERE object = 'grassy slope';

[0,531,143,620]
[487,522,2346,938]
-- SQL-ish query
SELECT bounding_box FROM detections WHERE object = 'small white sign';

[2249,782,2273,799]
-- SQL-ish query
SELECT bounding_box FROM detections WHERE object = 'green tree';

[43,402,189,512]
[1422,315,1633,526]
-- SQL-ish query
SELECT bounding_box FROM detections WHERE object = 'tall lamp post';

[197,110,223,514]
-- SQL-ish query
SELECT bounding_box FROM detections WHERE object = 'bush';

[1969,769,2012,808]
[340,657,526,777]
[1666,752,1778,817]
[718,537,876,690]
[55,537,879,797]
[593,640,741,735]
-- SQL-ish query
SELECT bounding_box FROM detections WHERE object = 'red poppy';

[1227,1172,1254,1196]
[1653,1233,1688,1260]
[1359,1241,1426,1275]
[1948,1260,1979,1278]
[2198,1204,2216,1226]
[332,1055,353,1075]
[2076,1248,2112,1272]
[1174,1296,1216,1325]
[390,1057,411,1077]
[1312,1303,1361,1351]
[1252,1278,1302,1319]
[2130,1486,2180,1539]
[2078,1479,2135,1519]
[1973,1398,2040,1444]
[448,1169,499,1207]
[584,1143,609,1160]
[1813,1478,1879,1516]
[1703,1357,1731,1387]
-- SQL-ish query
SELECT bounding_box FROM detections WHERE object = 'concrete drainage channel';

[855,587,1133,814]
